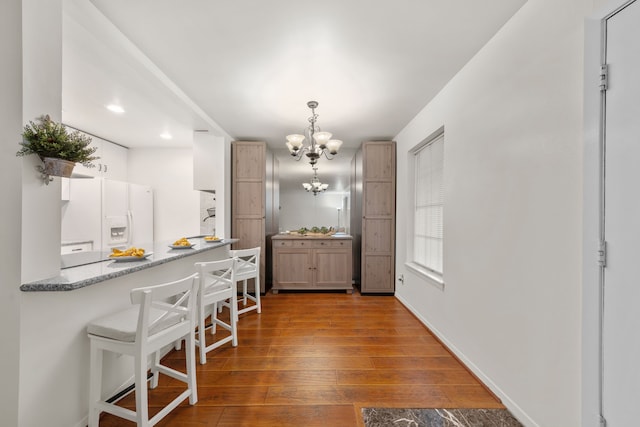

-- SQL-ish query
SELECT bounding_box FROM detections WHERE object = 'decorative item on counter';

[169,237,194,249]
[16,114,99,184]
[291,226,335,236]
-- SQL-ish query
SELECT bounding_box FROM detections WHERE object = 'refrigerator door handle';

[127,210,133,247]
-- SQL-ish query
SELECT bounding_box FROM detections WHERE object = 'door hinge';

[598,241,607,267]
[600,64,609,91]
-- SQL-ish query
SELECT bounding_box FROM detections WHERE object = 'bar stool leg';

[88,344,103,427]
[134,352,150,427]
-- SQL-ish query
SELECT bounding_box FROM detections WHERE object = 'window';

[409,132,444,284]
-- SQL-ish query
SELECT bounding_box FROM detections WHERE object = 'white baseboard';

[395,294,539,427]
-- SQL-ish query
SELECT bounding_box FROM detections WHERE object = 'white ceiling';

[61,0,526,190]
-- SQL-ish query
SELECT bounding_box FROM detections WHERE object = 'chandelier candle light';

[286,101,343,165]
[302,166,329,196]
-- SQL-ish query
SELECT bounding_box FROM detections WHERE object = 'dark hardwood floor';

[98,289,503,426]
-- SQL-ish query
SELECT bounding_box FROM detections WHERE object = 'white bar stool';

[87,273,199,427]
[194,257,238,364]
[228,247,261,321]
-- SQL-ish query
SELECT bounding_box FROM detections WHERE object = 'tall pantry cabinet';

[231,141,266,292]
[351,141,396,294]
[231,141,279,293]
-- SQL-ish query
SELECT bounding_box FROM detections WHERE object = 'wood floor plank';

[439,385,506,408]
[216,405,357,427]
[264,385,452,407]
[97,406,225,427]
[223,356,375,370]
[161,370,338,387]
[311,335,439,346]
[238,336,314,346]
[279,327,416,337]
[370,356,467,370]
[266,344,409,357]
[336,369,479,386]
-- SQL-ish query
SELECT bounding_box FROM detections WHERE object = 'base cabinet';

[272,236,352,293]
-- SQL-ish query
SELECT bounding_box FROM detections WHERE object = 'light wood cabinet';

[232,141,266,292]
[352,141,396,294]
[272,236,353,293]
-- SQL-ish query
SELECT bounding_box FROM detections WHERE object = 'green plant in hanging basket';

[16,114,99,167]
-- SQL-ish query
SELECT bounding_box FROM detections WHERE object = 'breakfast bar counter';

[20,237,237,291]
[18,236,238,427]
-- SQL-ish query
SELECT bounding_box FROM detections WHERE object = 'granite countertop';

[21,237,237,292]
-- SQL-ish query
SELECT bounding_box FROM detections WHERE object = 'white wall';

[394,0,594,426]
[21,0,64,284]
[127,147,201,242]
[0,0,23,425]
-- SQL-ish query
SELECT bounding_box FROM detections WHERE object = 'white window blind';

[413,133,444,275]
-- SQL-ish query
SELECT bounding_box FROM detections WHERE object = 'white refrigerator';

[61,177,154,253]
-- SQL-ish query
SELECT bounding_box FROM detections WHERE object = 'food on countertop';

[294,226,335,235]
[110,247,145,258]
[172,237,192,246]
[204,236,220,241]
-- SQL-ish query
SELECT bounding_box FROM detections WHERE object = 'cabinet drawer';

[274,239,311,248]
[312,240,351,248]
[311,240,331,248]
[330,240,351,248]
[61,242,93,254]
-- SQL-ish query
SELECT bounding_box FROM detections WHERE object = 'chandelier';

[285,101,343,165]
[302,166,329,196]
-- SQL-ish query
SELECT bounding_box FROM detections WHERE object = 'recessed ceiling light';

[160,132,172,140]
[106,104,125,114]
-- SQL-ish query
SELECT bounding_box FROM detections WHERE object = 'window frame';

[405,128,445,290]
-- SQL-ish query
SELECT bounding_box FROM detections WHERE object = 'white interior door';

[603,1,640,425]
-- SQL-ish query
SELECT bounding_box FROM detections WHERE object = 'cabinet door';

[193,133,224,191]
[274,249,313,288]
[100,141,128,181]
[232,141,266,290]
[361,141,396,294]
[314,248,351,288]
[71,136,128,180]
[72,138,100,177]
[363,254,394,293]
